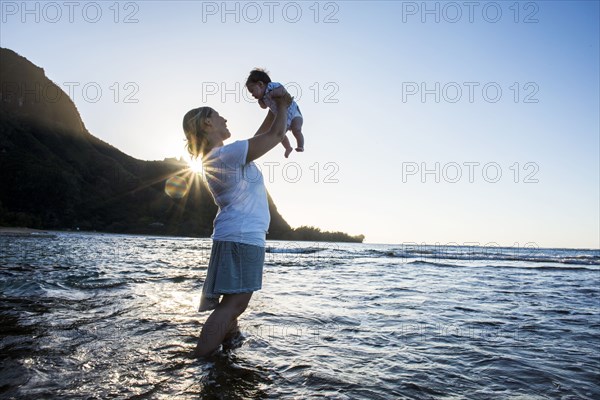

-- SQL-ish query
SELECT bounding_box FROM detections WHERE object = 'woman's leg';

[194,292,252,357]
[224,318,240,341]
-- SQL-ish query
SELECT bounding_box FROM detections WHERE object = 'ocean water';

[0,232,599,399]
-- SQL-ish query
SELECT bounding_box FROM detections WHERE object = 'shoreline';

[1,227,596,251]
[0,226,364,243]
[0,227,56,237]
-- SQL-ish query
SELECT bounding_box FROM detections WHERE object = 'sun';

[187,157,203,174]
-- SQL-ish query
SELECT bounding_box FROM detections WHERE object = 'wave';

[363,248,600,266]
[406,260,598,271]
[266,247,324,254]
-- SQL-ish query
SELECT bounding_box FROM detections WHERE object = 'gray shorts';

[199,240,265,312]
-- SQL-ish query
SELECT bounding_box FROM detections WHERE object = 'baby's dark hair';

[246,68,271,86]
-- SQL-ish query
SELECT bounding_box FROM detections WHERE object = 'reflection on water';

[0,233,599,398]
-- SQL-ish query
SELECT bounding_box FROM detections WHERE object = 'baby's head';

[246,68,271,99]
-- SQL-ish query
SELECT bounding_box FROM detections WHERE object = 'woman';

[183,90,292,357]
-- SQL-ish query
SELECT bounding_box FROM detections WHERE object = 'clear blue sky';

[1,1,598,248]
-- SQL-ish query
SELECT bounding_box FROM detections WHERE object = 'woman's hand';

[275,92,293,109]
[270,86,293,108]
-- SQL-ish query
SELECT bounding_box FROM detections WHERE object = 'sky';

[1,1,598,249]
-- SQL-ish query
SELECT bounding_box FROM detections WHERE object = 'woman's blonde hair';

[182,107,214,158]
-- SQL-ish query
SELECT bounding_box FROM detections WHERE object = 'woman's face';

[247,82,266,99]
[209,111,231,140]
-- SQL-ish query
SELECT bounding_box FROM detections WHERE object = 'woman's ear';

[201,116,213,130]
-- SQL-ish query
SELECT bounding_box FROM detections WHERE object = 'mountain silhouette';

[0,48,363,242]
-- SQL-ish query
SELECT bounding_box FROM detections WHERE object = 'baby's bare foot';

[295,147,304,152]
[284,147,293,158]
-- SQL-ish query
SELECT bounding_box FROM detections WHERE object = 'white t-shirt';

[202,140,270,247]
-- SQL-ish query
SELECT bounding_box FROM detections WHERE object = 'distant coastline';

[0,226,364,243]
[0,226,55,237]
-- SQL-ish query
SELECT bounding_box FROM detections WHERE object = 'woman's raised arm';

[253,110,275,137]
[246,93,292,163]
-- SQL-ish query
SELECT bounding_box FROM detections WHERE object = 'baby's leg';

[281,135,293,158]
[290,117,304,152]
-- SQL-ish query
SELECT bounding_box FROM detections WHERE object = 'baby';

[246,69,304,158]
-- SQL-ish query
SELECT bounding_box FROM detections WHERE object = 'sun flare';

[187,157,203,174]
